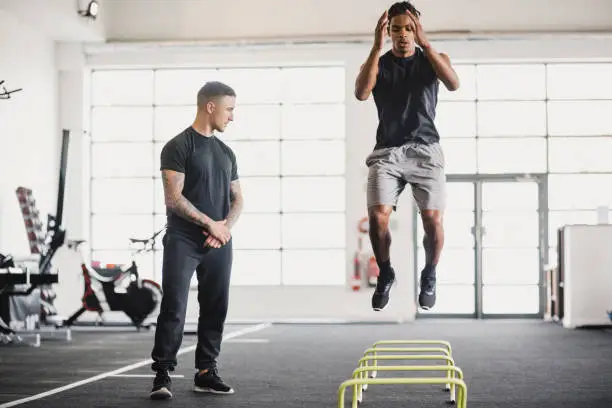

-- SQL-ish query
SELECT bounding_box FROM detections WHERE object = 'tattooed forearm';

[162,169,212,229]
[226,181,244,229]
[170,196,213,229]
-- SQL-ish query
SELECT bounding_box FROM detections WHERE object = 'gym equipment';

[0,79,23,99]
[60,228,164,330]
[338,339,468,407]
[338,377,467,408]
[0,130,70,344]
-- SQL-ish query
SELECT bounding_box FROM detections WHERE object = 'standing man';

[355,2,460,312]
[149,81,244,400]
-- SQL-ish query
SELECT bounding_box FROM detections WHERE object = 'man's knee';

[421,210,443,231]
[368,205,393,229]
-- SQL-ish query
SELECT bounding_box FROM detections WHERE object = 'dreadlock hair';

[388,1,421,22]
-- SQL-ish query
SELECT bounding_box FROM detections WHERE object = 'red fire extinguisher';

[352,250,362,291]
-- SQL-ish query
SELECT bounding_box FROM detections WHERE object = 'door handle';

[471,226,486,236]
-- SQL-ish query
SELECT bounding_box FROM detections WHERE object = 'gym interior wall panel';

[476,64,546,101]
[0,9,58,255]
[153,106,196,141]
[477,101,547,137]
[280,140,345,176]
[280,66,345,104]
[91,69,153,106]
[547,63,612,100]
[91,106,153,141]
[222,105,283,141]
[439,138,477,174]
[154,69,218,106]
[281,249,346,286]
[281,177,345,213]
[476,137,547,174]
[216,68,284,105]
[239,177,282,214]
[281,104,345,140]
[547,100,612,136]
[435,102,476,138]
[548,174,612,210]
[548,137,612,173]
[90,142,154,178]
[281,213,346,249]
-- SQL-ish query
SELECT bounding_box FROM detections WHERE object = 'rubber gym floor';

[0,320,611,408]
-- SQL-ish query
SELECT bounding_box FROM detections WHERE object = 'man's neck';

[191,118,214,137]
[391,46,416,58]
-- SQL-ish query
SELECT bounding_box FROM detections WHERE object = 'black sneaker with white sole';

[418,266,437,310]
[194,368,234,394]
[371,268,396,311]
[150,370,172,400]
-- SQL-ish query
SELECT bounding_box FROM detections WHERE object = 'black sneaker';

[193,368,235,394]
[372,268,396,311]
[418,266,437,310]
[150,370,172,400]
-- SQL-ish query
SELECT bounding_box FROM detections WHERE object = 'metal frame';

[414,173,549,319]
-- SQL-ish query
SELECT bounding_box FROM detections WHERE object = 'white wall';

[0,9,58,257]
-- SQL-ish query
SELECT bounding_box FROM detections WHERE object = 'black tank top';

[372,48,440,149]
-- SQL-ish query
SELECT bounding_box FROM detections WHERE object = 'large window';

[90,66,346,286]
[435,61,612,263]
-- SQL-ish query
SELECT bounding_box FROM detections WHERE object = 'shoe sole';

[150,387,172,400]
[418,292,436,310]
[193,385,235,395]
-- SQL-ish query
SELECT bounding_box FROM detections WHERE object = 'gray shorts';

[366,142,446,211]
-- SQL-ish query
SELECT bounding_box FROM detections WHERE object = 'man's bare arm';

[226,180,244,229]
[162,169,213,229]
[355,10,388,101]
[423,48,460,91]
[355,49,382,101]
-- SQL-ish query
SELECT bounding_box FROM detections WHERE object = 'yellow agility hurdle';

[371,339,453,356]
[351,365,464,404]
[358,354,456,393]
[338,377,468,408]
[361,347,453,391]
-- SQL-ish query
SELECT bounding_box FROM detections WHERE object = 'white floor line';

[0,323,271,408]
[109,374,185,378]
[224,338,269,343]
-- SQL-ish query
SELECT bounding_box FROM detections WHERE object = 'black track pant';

[151,229,232,372]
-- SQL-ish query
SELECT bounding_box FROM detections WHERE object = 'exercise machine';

[60,228,164,330]
[0,129,70,345]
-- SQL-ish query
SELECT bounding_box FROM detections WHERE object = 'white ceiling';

[0,0,106,42]
[2,0,612,44]
[102,0,612,43]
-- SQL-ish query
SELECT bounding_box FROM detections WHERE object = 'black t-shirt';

[372,48,440,149]
[160,127,239,236]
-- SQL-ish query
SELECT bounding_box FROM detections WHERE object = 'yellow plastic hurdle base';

[338,377,468,408]
[356,354,458,403]
[352,365,464,404]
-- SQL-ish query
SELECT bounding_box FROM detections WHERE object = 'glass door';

[415,182,476,315]
[480,181,542,316]
[415,175,546,318]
